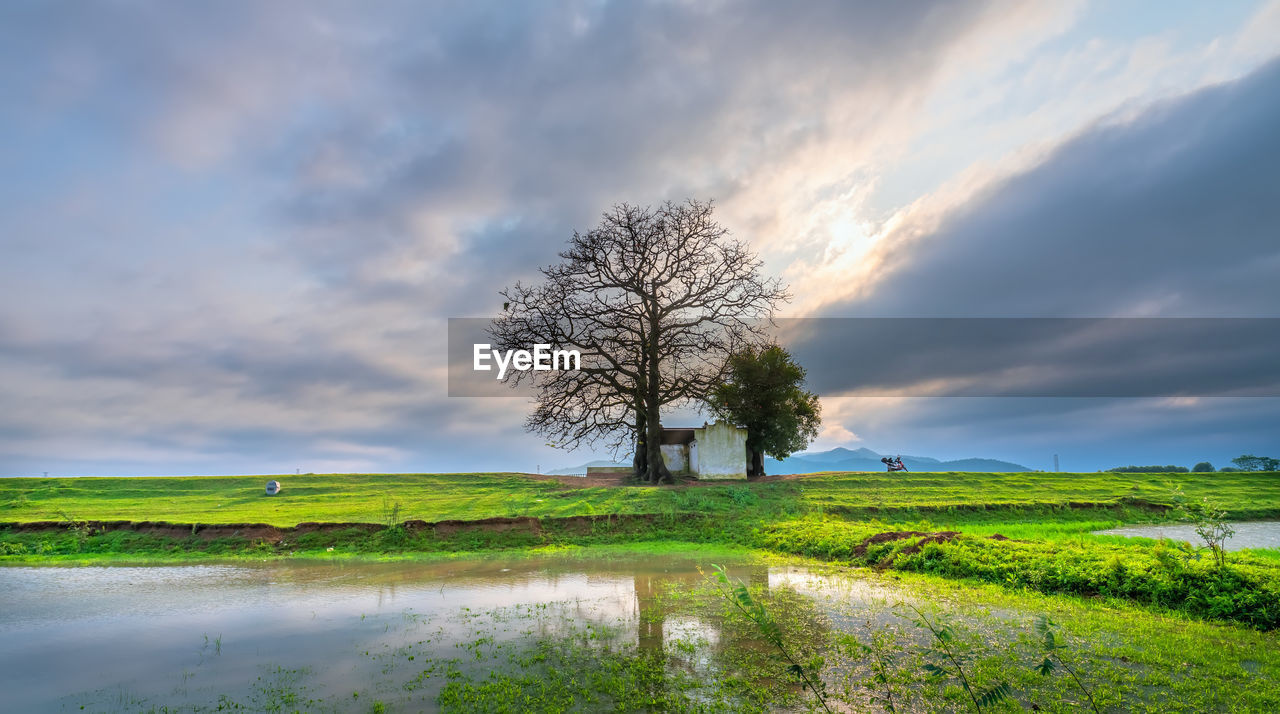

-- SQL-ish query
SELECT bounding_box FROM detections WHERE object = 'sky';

[1,0,1278,476]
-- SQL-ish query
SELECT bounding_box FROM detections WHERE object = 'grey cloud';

[838,396,1280,472]
[785,59,1280,468]
[259,0,996,291]
[793,60,1280,400]
[0,322,419,401]
[829,57,1280,319]
[5,1,1275,475]
[779,318,1280,396]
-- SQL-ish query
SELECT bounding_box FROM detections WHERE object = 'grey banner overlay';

[449,317,1280,398]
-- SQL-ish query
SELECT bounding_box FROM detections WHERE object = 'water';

[1092,520,1280,550]
[3,550,1276,712]
[1,554,918,712]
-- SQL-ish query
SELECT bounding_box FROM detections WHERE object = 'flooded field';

[1093,520,1280,550]
[2,550,1278,712]
[1,554,833,712]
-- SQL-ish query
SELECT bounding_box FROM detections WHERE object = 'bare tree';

[489,200,788,484]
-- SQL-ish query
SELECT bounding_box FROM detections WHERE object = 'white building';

[660,420,748,480]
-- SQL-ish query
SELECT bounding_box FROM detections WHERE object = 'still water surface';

[1092,520,1280,550]
[0,553,915,712]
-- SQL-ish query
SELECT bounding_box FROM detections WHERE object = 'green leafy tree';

[1191,461,1215,473]
[1231,454,1279,471]
[709,343,821,477]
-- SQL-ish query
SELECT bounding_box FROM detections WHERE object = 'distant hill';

[764,448,1031,475]
[549,448,1030,476]
[790,446,883,464]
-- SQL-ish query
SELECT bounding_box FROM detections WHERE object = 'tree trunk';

[751,449,764,478]
[643,298,673,485]
[645,403,673,484]
[632,410,648,482]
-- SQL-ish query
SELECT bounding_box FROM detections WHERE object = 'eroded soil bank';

[5,515,989,556]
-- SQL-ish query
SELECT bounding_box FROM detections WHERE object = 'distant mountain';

[794,446,883,464]
[548,448,1030,477]
[764,448,1030,475]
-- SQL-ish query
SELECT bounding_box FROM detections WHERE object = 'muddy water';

[1,553,924,712]
[1093,520,1280,550]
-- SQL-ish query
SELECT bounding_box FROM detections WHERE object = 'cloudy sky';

[2,0,1278,476]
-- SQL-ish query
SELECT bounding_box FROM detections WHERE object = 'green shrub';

[728,487,759,507]
[0,540,26,555]
[756,520,1280,629]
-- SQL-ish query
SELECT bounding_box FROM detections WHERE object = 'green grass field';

[4,470,1280,629]
[3,470,1278,526]
[5,470,1280,710]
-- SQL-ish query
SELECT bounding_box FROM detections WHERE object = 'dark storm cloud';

[797,59,1280,399]
[834,395,1280,472]
[774,57,1280,468]
[830,56,1280,319]
[778,318,1280,396]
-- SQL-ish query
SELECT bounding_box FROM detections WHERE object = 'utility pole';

[1054,454,1060,473]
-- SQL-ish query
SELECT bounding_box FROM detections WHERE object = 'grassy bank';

[4,470,1279,525]
[4,470,1280,632]
[757,517,1280,628]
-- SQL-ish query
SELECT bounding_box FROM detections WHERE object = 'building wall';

[660,443,689,473]
[693,421,747,480]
